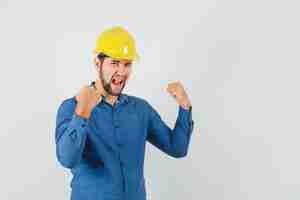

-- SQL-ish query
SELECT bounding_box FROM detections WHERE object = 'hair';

[93,52,109,67]
[97,53,108,61]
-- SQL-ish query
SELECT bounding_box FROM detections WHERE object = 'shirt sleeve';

[146,102,194,158]
[55,99,89,168]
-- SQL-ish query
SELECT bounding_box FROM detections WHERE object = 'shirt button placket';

[112,108,126,196]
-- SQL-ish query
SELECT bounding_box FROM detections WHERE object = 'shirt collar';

[101,93,129,105]
[73,91,129,107]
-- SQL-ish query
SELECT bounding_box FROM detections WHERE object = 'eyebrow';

[111,60,132,65]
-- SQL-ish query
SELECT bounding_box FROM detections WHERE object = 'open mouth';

[111,77,124,86]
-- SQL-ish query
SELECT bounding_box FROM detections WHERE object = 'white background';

[0,0,299,199]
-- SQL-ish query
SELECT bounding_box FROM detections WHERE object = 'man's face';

[97,57,132,96]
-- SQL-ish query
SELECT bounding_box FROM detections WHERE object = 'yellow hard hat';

[95,26,139,61]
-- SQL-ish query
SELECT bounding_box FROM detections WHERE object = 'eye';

[111,61,119,66]
[125,63,132,67]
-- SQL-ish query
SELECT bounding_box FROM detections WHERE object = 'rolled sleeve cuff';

[178,106,194,132]
[69,112,89,130]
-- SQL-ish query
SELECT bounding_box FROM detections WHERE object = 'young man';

[55,26,194,200]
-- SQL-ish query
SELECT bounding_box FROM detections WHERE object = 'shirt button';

[117,143,123,147]
[69,130,77,140]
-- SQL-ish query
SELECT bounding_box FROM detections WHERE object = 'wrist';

[75,105,91,119]
[180,102,191,110]
[180,99,191,110]
[180,104,191,110]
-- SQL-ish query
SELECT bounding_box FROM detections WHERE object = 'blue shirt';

[55,93,194,200]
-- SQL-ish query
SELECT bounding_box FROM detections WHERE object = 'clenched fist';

[167,81,192,110]
[75,80,106,119]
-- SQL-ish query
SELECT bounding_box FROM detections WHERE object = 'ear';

[92,51,102,74]
[92,50,100,66]
[95,63,100,73]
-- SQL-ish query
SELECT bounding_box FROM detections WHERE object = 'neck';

[106,95,118,106]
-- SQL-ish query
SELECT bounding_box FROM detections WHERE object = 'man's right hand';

[75,80,106,119]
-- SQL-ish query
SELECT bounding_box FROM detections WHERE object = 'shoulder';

[126,94,149,106]
[60,96,76,107]
[124,94,154,111]
[56,96,77,115]
[125,94,159,115]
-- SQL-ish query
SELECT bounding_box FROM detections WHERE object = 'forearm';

[55,113,89,168]
[171,106,194,157]
[147,103,194,158]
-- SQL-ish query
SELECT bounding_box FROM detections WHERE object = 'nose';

[116,63,126,75]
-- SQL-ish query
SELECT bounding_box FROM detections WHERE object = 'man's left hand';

[167,81,192,110]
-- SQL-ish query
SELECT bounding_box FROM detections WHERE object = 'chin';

[110,90,122,96]
[110,86,125,96]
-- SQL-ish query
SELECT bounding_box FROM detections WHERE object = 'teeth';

[115,79,123,84]
[112,76,124,85]
[113,79,123,85]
